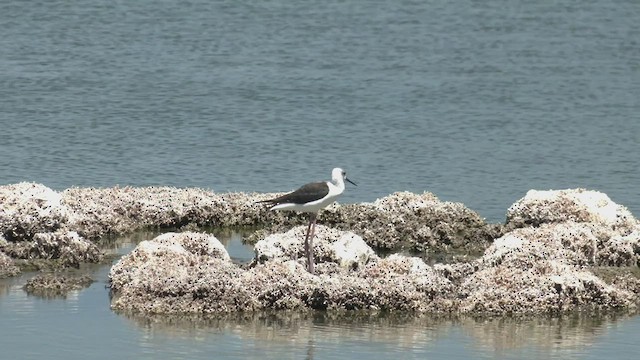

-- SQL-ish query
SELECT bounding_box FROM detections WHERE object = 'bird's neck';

[331,178,345,192]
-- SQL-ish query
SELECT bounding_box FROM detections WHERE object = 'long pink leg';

[303,217,313,262]
[306,213,317,274]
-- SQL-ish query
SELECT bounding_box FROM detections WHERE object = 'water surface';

[1,0,639,358]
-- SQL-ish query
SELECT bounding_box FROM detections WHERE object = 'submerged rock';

[0,250,20,278]
[23,273,94,297]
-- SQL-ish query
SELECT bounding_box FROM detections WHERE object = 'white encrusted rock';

[458,221,639,314]
[110,232,230,290]
[253,225,378,270]
[0,182,71,241]
[330,232,377,269]
[459,259,634,314]
[507,189,637,231]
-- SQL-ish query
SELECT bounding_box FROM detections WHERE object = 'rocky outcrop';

[0,250,19,278]
[457,228,636,314]
[506,189,637,232]
[321,192,503,252]
[109,231,455,314]
[1,230,103,269]
[0,182,70,241]
[252,225,377,271]
[2,182,638,315]
[23,273,94,297]
[109,218,639,315]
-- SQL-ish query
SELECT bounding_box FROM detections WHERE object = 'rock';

[252,225,378,270]
[459,260,635,314]
[506,189,637,232]
[599,229,640,267]
[0,251,19,278]
[1,230,103,268]
[109,232,244,313]
[23,273,94,297]
[0,182,71,241]
[112,256,251,314]
[110,230,455,314]
[457,223,638,314]
[331,232,378,270]
[480,223,597,267]
[62,187,293,239]
[322,191,502,252]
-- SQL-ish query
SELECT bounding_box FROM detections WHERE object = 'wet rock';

[252,225,378,270]
[590,267,640,299]
[599,229,640,267]
[23,273,94,297]
[457,223,638,314]
[0,182,71,241]
[0,250,20,278]
[433,262,478,285]
[506,189,637,232]
[459,260,634,314]
[62,187,299,239]
[321,192,502,253]
[2,230,103,268]
[109,232,246,313]
[110,230,455,314]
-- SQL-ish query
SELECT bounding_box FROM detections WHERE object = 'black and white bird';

[258,167,357,274]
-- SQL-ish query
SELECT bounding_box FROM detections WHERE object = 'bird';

[258,167,357,274]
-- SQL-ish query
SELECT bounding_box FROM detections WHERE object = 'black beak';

[346,177,357,186]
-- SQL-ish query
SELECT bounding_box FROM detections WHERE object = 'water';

[1,232,639,360]
[1,0,639,358]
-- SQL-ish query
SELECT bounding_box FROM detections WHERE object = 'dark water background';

[1,0,639,359]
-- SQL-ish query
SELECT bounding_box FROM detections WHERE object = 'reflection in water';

[459,313,631,356]
[115,309,639,358]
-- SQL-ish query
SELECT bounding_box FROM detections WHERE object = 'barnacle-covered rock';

[506,189,637,232]
[598,228,640,267]
[109,232,252,313]
[457,224,638,314]
[1,230,103,268]
[110,230,455,314]
[252,225,377,270]
[23,273,94,297]
[321,192,502,252]
[61,186,297,239]
[459,260,634,314]
[0,182,71,241]
[0,250,19,278]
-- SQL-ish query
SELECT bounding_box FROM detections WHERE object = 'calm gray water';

[1,0,639,359]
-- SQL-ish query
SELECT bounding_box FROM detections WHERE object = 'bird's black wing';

[259,182,329,205]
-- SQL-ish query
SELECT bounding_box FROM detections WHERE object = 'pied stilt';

[258,167,356,274]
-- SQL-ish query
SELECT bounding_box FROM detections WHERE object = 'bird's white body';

[269,167,349,214]
[261,167,355,274]
[270,180,342,213]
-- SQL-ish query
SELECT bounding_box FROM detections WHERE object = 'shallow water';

[1,0,640,358]
[1,232,639,360]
